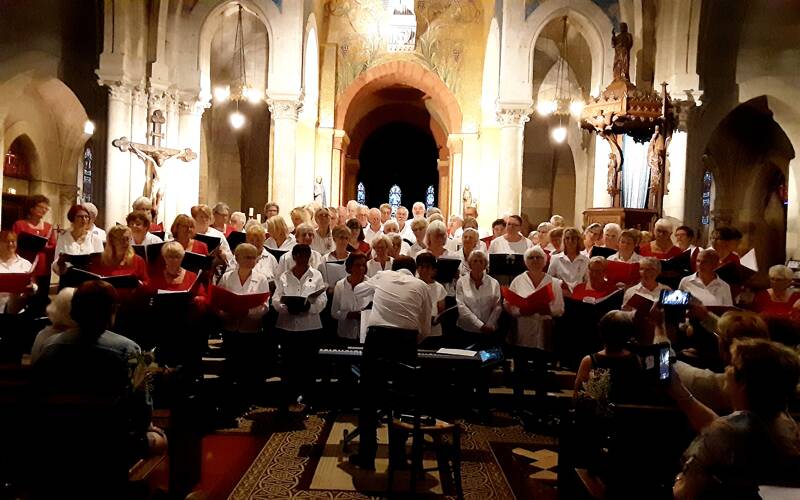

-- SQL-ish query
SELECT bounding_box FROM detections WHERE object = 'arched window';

[356,182,366,205]
[81,145,94,203]
[425,185,435,209]
[389,184,402,217]
[701,170,714,225]
[3,138,31,179]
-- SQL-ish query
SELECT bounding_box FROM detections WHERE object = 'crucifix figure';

[112,110,196,221]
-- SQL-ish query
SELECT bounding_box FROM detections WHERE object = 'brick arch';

[335,61,463,135]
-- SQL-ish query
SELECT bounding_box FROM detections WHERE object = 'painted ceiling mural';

[325,0,483,97]
[525,0,620,27]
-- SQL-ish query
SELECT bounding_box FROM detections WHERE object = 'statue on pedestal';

[462,185,473,210]
[647,125,668,209]
[313,176,326,206]
[607,152,622,205]
[611,22,634,82]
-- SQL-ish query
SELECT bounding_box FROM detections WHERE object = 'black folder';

[489,253,525,277]
[226,231,247,252]
[151,231,166,240]
[434,257,462,284]
[61,268,140,289]
[194,233,221,252]
[181,251,214,273]
[133,241,166,265]
[590,246,616,258]
[657,249,694,289]
[62,252,103,270]
[16,232,49,261]
[715,261,757,286]
[265,247,289,261]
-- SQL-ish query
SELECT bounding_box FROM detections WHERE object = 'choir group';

[2,192,800,497]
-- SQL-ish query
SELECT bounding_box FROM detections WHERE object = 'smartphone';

[658,345,671,381]
[659,289,691,307]
[641,342,672,381]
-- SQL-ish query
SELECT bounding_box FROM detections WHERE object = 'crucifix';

[112,110,196,221]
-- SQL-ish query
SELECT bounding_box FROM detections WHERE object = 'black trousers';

[276,329,322,408]
[508,344,551,412]
[357,326,418,461]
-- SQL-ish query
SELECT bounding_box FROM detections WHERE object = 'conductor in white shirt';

[349,256,431,470]
[272,244,327,413]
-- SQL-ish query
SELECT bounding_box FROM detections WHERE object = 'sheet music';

[321,261,347,286]
[359,309,371,344]
[436,348,477,357]
[740,248,758,271]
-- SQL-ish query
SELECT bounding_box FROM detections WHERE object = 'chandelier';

[535,16,584,143]
[213,4,263,129]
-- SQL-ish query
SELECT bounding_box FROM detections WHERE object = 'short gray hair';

[524,246,547,260]
[82,202,98,218]
[603,223,622,236]
[467,249,488,266]
[769,264,794,280]
[230,211,246,224]
[47,287,77,329]
[640,256,662,272]
[426,220,447,239]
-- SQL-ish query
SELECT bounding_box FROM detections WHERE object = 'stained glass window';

[701,170,713,225]
[426,185,435,209]
[82,146,94,203]
[356,182,366,205]
[389,184,401,217]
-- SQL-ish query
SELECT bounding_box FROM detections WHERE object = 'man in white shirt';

[350,256,431,469]
[679,249,733,306]
[395,206,416,244]
[488,215,533,255]
[356,204,369,229]
[363,208,383,244]
[411,201,426,219]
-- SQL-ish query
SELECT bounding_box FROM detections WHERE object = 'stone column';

[331,129,349,206]
[496,105,531,216]
[662,97,700,224]
[169,98,206,225]
[104,83,133,228]
[267,98,302,212]
[129,86,149,210]
[446,135,464,217]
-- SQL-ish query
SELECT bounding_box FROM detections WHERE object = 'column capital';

[268,98,303,120]
[131,85,148,107]
[178,99,209,116]
[496,105,532,127]
[104,81,133,104]
[332,129,349,150]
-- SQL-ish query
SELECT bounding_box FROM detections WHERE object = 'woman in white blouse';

[505,246,565,414]
[275,223,324,277]
[406,218,429,259]
[265,215,296,251]
[547,227,589,293]
[488,215,533,255]
[272,244,328,412]
[608,229,642,263]
[455,250,502,349]
[245,225,278,288]
[418,221,461,297]
[366,234,393,277]
[311,207,334,255]
[216,243,271,333]
[330,252,369,343]
[458,228,480,276]
[52,204,104,275]
[0,230,35,313]
[127,210,163,246]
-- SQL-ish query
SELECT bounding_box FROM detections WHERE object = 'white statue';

[313,176,326,207]
[462,184,473,209]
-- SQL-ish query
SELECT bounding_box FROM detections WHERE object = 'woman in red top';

[571,257,618,300]
[171,214,209,255]
[345,218,371,254]
[753,264,800,318]
[12,194,57,275]
[639,218,683,259]
[88,225,148,283]
[147,241,204,296]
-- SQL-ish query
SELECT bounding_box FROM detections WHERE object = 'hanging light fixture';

[212,4,263,128]
[537,16,584,142]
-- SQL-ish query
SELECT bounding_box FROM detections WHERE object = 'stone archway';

[333,61,463,215]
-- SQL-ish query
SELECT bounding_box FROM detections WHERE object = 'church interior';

[1,0,799,498]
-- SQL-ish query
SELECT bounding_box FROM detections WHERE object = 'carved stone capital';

[178,99,209,117]
[496,107,532,127]
[268,98,303,120]
[131,85,148,107]
[106,82,132,104]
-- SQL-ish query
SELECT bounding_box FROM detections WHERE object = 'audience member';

[30,287,76,363]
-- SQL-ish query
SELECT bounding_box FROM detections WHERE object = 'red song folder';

[0,273,33,293]
[501,282,554,315]
[208,285,270,317]
[606,260,640,286]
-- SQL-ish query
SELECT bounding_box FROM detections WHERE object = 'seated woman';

[458,228,480,276]
[170,214,209,255]
[573,310,642,403]
[671,338,800,498]
[330,252,368,344]
[272,244,327,412]
[265,215,295,251]
[345,218,371,254]
[504,246,565,414]
[275,223,324,277]
[88,225,149,283]
[639,218,682,259]
[367,234,393,278]
[127,210,163,245]
[455,250,502,349]
[0,230,36,313]
[30,287,76,363]
[416,253,447,348]
[547,227,589,293]
[608,229,642,263]
[753,264,800,317]
[52,204,105,276]
[571,257,617,300]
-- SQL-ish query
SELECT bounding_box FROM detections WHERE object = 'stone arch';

[522,0,614,96]
[195,0,279,103]
[335,60,463,135]
[301,13,320,123]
